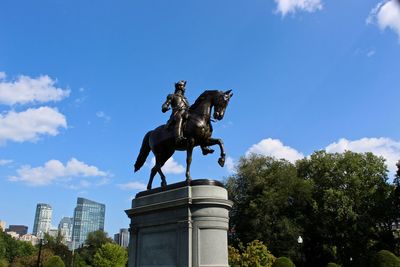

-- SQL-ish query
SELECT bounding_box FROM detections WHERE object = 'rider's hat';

[175,80,187,88]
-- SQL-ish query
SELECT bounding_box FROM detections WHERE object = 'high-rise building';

[71,197,105,250]
[6,225,28,236]
[58,217,73,244]
[114,233,120,244]
[32,203,52,238]
[115,228,129,248]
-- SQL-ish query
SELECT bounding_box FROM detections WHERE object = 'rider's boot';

[175,118,187,144]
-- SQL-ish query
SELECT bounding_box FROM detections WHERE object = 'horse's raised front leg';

[186,138,195,182]
[204,138,226,167]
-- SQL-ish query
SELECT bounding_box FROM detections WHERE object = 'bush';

[229,240,275,267]
[370,250,400,267]
[0,259,8,267]
[326,263,341,267]
[272,257,295,267]
[44,255,65,267]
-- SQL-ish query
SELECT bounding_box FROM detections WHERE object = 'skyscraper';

[116,228,129,248]
[58,217,73,244]
[32,203,52,238]
[71,197,105,250]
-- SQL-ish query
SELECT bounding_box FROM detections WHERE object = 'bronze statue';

[134,83,233,190]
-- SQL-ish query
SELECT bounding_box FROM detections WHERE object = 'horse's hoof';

[186,178,192,184]
[202,148,214,155]
[218,157,225,167]
[147,185,152,190]
[161,181,167,188]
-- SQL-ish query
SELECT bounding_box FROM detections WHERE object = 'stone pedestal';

[125,179,232,267]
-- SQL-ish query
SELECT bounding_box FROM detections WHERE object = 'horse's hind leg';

[156,151,174,188]
[147,166,157,190]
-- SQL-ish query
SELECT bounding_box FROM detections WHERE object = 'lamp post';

[36,238,43,267]
[297,235,304,266]
[36,232,48,267]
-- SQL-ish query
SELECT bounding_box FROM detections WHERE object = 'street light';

[36,232,48,267]
[297,235,304,266]
[297,236,303,244]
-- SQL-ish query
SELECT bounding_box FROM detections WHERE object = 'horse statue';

[134,90,233,190]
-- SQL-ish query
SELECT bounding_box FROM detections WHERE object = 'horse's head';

[213,90,233,120]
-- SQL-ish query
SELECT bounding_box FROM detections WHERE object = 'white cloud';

[0,73,70,105]
[246,138,304,163]
[0,159,13,166]
[325,137,400,173]
[367,0,400,40]
[96,111,111,123]
[9,158,108,186]
[150,157,185,174]
[117,181,147,191]
[246,137,400,176]
[0,106,67,144]
[275,0,323,16]
[225,156,236,174]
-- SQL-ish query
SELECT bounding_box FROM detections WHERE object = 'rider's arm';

[162,94,173,113]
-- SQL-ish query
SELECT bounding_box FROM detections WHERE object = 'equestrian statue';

[134,80,233,190]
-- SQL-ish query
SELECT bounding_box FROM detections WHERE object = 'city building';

[114,233,120,244]
[48,228,59,238]
[71,197,105,250]
[6,225,28,236]
[32,203,52,238]
[58,217,73,244]
[114,228,129,248]
[20,234,39,246]
[6,231,19,239]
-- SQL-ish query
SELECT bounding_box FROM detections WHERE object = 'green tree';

[297,151,393,266]
[0,230,36,264]
[12,248,54,267]
[74,230,113,267]
[92,243,127,267]
[43,255,65,267]
[42,232,72,266]
[226,155,314,260]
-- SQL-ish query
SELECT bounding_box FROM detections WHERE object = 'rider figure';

[162,80,190,144]
[162,80,215,154]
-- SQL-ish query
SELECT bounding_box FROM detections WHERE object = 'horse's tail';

[134,131,152,172]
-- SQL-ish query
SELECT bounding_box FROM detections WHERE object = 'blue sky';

[1,0,400,236]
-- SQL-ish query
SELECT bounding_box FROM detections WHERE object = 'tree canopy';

[93,243,128,267]
[227,151,400,266]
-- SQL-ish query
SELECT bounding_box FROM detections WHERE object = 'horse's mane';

[189,90,218,111]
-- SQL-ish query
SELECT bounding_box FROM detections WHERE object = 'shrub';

[229,240,275,267]
[326,263,341,267]
[272,257,295,267]
[44,255,65,267]
[0,259,8,267]
[370,250,400,267]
